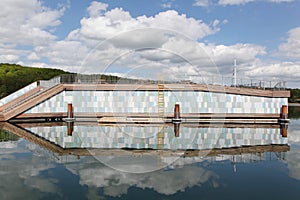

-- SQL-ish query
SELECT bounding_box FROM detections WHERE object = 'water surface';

[1,107,300,199]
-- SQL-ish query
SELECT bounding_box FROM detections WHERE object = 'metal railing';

[39,76,61,88]
[59,74,143,84]
[193,76,287,90]
[57,74,286,90]
[0,82,38,106]
[6,74,283,91]
[0,76,62,114]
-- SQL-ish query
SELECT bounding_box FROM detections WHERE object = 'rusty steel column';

[174,123,180,137]
[67,122,74,136]
[280,123,288,138]
[281,105,288,120]
[172,103,182,123]
[174,103,180,119]
[67,103,73,119]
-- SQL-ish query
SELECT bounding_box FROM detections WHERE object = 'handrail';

[57,74,287,90]
[1,84,64,121]
[0,86,42,112]
[274,81,286,90]
[0,76,61,114]
[0,82,38,106]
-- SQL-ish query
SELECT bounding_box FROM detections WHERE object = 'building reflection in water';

[19,122,288,150]
[0,121,292,198]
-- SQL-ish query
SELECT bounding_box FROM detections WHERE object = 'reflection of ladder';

[157,78,165,150]
[157,126,165,150]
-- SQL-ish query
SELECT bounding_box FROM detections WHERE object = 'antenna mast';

[233,59,237,87]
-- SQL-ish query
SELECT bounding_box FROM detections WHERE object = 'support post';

[172,103,182,123]
[281,105,288,120]
[174,123,180,137]
[174,103,180,119]
[67,122,74,136]
[280,123,288,138]
[67,103,73,119]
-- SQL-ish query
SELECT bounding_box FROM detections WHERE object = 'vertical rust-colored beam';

[67,103,73,119]
[281,105,288,120]
[280,123,288,138]
[174,103,180,119]
[174,123,180,137]
[67,122,74,136]
[172,103,182,123]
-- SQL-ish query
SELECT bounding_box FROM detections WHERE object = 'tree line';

[0,63,68,99]
[289,88,300,103]
[0,63,141,99]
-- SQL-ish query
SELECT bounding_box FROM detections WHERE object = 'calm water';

[1,107,300,199]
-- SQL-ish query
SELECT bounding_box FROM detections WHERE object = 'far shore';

[289,103,300,106]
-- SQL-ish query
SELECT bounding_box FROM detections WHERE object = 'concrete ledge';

[13,112,282,124]
[15,112,281,119]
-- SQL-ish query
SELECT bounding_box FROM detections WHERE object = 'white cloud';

[210,43,266,65]
[65,159,219,197]
[0,54,20,63]
[288,120,300,146]
[87,1,108,18]
[56,3,270,79]
[161,0,175,9]
[0,43,27,64]
[138,40,266,76]
[27,52,40,61]
[243,61,300,87]
[268,0,294,2]
[286,149,300,180]
[1,0,298,86]
[193,0,210,7]
[161,2,172,8]
[285,121,300,180]
[213,19,220,27]
[195,0,295,6]
[0,0,64,46]
[38,40,88,65]
[56,6,221,74]
[218,0,254,5]
[278,27,300,59]
[0,0,67,66]
[70,9,218,45]
[0,140,60,199]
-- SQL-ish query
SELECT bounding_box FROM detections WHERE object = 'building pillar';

[281,105,288,120]
[280,123,288,138]
[67,103,73,119]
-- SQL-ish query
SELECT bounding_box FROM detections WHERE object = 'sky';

[0,0,300,87]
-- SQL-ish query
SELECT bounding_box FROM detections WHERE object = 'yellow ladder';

[157,81,165,118]
[157,78,165,150]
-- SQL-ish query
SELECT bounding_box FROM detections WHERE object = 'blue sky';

[1,0,300,87]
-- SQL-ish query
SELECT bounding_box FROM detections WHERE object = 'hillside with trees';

[0,63,142,99]
[289,88,300,104]
[0,63,69,99]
